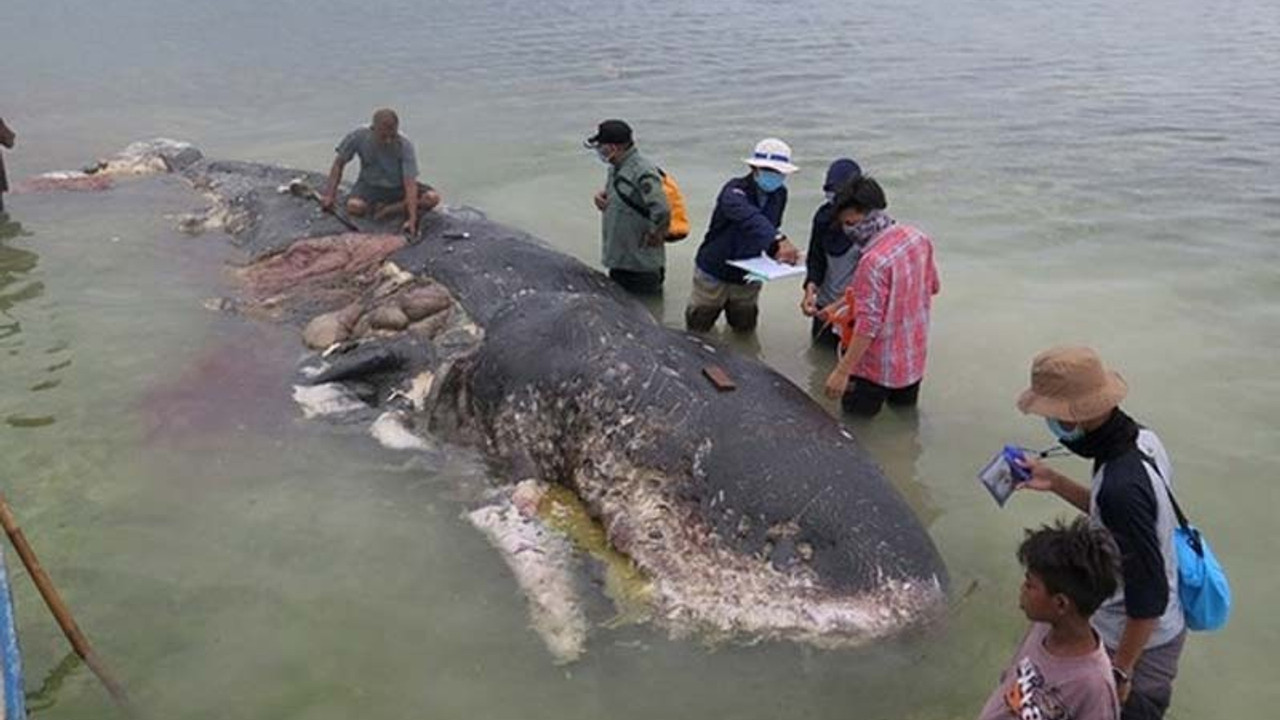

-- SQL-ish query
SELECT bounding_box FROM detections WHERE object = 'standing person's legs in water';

[841,378,921,418]
[810,317,840,348]
[0,118,14,213]
[608,267,664,295]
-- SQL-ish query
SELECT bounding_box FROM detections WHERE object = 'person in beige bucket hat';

[1013,346,1188,720]
[1017,346,1129,424]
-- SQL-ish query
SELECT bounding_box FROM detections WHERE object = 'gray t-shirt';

[336,127,419,189]
[815,244,863,309]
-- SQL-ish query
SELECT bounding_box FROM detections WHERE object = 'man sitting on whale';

[320,108,441,234]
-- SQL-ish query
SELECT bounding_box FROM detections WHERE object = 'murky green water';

[2,0,1278,717]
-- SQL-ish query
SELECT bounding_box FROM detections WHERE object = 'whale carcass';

[34,141,949,662]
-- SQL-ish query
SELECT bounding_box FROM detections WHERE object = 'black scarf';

[1062,408,1140,471]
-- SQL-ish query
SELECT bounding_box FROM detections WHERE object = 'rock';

[303,303,362,349]
[303,313,350,349]
[369,303,410,331]
[351,314,373,340]
[407,307,452,339]
[381,261,415,286]
[400,284,453,321]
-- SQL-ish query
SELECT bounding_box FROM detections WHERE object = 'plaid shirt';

[849,223,940,387]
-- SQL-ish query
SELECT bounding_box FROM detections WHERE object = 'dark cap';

[823,158,863,192]
[586,119,633,147]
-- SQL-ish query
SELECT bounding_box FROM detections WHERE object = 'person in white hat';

[686,138,801,332]
[1014,346,1187,720]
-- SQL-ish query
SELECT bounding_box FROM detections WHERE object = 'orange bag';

[658,170,690,241]
[613,168,690,242]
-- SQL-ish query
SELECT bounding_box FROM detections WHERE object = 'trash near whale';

[33,141,948,663]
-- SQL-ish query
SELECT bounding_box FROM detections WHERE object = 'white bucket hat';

[743,138,799,175]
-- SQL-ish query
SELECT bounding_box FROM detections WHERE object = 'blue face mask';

[1045,417,1086,443]
[755,170,785,194]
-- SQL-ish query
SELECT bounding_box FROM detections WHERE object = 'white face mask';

[596,147,613,165]
[824,191,836,203]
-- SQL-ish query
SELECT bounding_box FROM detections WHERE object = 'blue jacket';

[694,175,787,284]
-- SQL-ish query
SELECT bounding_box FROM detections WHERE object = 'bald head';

[372,108,399,143]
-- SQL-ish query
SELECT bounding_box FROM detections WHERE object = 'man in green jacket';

[587,120,670,294]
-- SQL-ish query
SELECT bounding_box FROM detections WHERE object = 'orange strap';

[818,287,858,351]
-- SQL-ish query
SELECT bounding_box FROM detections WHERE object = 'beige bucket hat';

[1016,346,1128,422]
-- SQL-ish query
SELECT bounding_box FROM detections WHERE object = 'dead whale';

[34,141,949,662]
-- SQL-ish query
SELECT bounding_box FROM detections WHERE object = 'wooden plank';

[702,364,736,392]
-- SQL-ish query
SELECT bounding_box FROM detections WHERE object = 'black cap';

[823,158,863,192]
[586,119,633,147]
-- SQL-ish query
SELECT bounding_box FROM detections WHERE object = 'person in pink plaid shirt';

[822,177,940,417]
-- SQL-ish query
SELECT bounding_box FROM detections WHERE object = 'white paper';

[726,253,806,281]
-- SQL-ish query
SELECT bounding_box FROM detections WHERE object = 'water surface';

[1,0,1278,717]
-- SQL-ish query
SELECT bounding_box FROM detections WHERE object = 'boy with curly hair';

[979,518,1123,720]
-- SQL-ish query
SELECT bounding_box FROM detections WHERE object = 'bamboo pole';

[0,492,135,716]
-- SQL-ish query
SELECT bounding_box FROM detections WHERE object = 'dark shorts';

[349,180,433,207]
[1117,630,1186,720]
[608,267,664,295]
[841,377,921,417]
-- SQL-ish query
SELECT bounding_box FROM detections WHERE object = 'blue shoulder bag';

[1143,456,1232,631]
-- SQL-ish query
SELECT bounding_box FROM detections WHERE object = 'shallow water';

[2,0,1278,717]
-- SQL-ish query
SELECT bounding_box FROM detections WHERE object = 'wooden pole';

[0,492,135,716]
[287,179,361,232]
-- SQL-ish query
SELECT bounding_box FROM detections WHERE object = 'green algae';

[536,484,654,627]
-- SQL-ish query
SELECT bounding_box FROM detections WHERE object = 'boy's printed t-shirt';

[978,623,1119,720]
